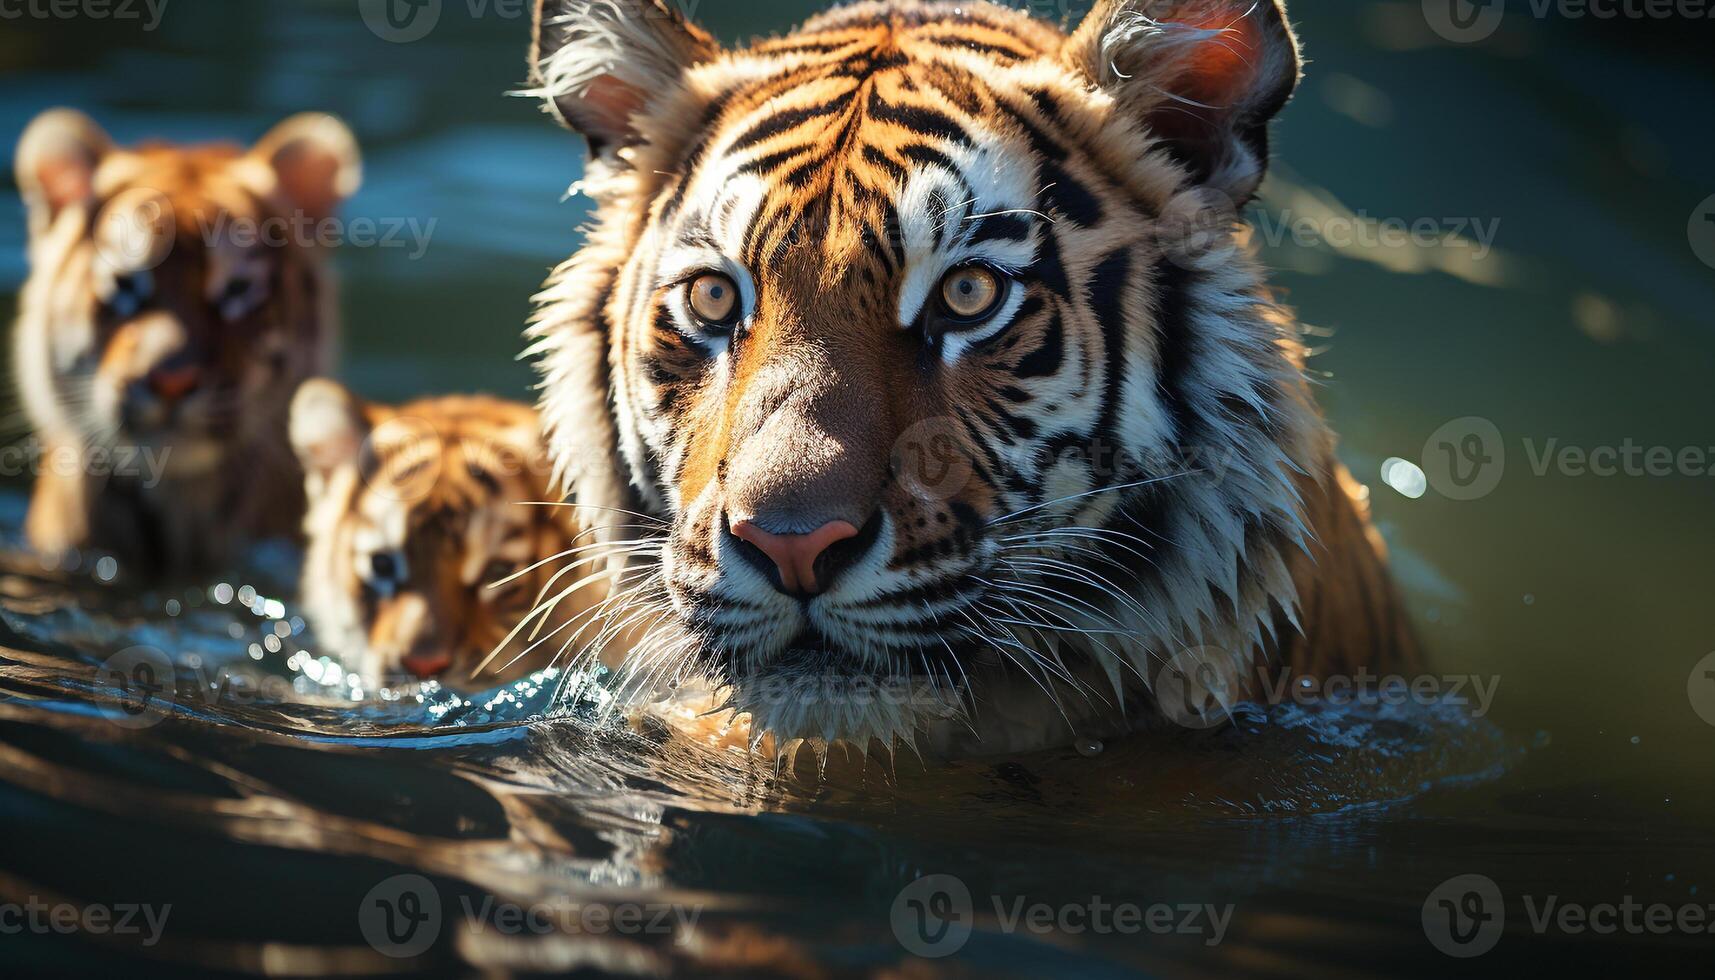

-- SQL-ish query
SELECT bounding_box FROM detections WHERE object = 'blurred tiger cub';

[11,109,361,570]
[288,380,606,688]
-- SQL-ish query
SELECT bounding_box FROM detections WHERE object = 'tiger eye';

[938,265,1002,320]
[687,272,739,327]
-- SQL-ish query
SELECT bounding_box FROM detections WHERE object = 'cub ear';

[290,378,370,494]
[528,0,720,160]
[1064,0,1300,203]
[15,109,113,237]
[250,113,363,222]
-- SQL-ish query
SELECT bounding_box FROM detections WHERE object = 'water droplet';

[211,583,234,604]
[1075,736,1104,758]
[94,556,119,582]
[1379,457,1427,498]
[164,598,181,616]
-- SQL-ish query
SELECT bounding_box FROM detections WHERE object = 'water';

[2,1,1713,975]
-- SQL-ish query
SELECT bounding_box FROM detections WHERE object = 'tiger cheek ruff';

[523,0,1419,758]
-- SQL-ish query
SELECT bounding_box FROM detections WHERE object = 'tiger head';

[289,381,600,689]
[12,110,360,561]
[527,0,1331,754]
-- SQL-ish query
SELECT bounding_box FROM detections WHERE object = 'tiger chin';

[11,109,360,572]
[523,0,1420,760]
[288,380,608,690]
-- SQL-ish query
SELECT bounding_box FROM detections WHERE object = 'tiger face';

[289,381,601,689]
[528,0,1407,754]
[11,110,360,568]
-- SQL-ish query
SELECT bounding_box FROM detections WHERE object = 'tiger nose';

[146,361,201,402]
[729,518,864,596]
[401,650,453,679]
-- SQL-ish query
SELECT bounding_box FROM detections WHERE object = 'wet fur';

[523,0,1418,759]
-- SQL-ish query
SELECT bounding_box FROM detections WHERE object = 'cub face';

[12,109,361,568]
[289,381,602,689]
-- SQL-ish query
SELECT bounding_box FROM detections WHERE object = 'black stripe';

[735,145,809,176]
[861,143,907,182]
[1015,310,1062,378]
[865,89,972,147]
[1040,159,1102,227]
[1151,257,1195,446]
[728,89,856,152]
[1032,227,1070,298]
[919,33,1031,60]
[965,213,1031,246]
[1089,249,1132,456]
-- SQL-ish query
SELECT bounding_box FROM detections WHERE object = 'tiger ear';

[1064,0,1300,203]
[250,113,363,222]
[528,0,720,160]
[15,109,113,238]
[290,378,371,495]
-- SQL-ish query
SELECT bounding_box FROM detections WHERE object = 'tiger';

[522,0,1420,759]
[10,109,360,572]
[288,379,608,689]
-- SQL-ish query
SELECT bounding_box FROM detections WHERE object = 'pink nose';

[729,519,859,595]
